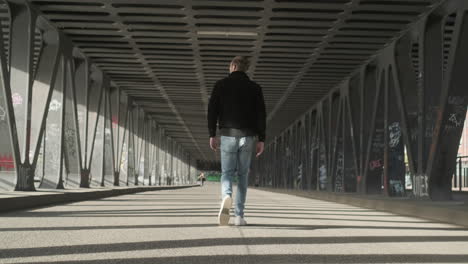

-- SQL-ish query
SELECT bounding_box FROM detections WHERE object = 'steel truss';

[0,0,196,191]
[256,0,468,201]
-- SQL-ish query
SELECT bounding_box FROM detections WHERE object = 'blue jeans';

[220,136,255,217]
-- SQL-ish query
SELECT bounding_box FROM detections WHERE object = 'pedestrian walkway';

[1,183,468,264]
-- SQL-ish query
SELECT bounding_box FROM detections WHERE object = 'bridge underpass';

[1,0,468,263]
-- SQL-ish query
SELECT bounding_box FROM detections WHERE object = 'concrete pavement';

[258,187,468,228]
[1,182,468,264]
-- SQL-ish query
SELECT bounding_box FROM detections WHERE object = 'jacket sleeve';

[207,81,220,137]
[256,84,267,142]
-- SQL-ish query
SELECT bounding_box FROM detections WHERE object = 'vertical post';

[109,86,120,186]
[160,129,165,186]
[310,111,318,191]
[417,13,444,198]
[142,117,148,185]
[7,1,36,190]
[28,24,60,188]
[459,157,462,192]
[127,105,135,186]
[103,86,114,187]
[155,125,160,186]
[358,66,376,193]
[62,49,84,188]
[318,105,328,191]
[169,137,173,186]
[73,49,89,187]
[343,85,358,193]
[7,0,37,167]
[426,10,468,200]
[0,6,17,191]
[119,92,129,186]
[330,91,343,192]
[304,112,310,190]
[187,154,191,185]
[81,68,104,187]
[393,33,419,196]
[90,83,106,187]
[363,67,385,195]
[42,55,66,189]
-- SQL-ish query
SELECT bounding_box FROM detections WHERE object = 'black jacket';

[208,71,266,142]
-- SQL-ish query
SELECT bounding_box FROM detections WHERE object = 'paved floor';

[1,183,468,264]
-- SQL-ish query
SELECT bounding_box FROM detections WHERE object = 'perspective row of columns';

[255,0,468,201]
[0,0,197,191]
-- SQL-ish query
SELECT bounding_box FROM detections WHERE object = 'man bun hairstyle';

[231,56,250,72]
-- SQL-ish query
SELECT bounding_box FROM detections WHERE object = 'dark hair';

[231,56,250,72]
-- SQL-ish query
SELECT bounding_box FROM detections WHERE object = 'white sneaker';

[234,216,247,226]
[217,196,232,226]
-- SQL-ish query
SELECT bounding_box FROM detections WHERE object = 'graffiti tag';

[448,96,465,105]
[0,154,15,170]
[448,113,462,127]
[12,93,23,106]
[112,115,118,129]
[390,180,404,196]
[49,99,62,111]
[388,122,401,148]
[0,106,6,121]
[319,164,327,190]
[335,151,344,192]
[369,159,383,170]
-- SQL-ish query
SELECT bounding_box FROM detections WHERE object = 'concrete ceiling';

[17,0,442,161]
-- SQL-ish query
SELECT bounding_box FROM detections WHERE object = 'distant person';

[198,172,206,186]
[207,56,266,226]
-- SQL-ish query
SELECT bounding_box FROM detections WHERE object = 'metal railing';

[404,156,468,192]
[453,156,468,192]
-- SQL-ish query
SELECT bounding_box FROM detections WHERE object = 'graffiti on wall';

[444,96,467,134]
[390,179,405,196]
[335,151,344,192]
[112,115,118,129]
[297,163,302,187]
[0,106,6,121]
[388,122,402,148]
[371,128,385,152]
[64,128,77,157]
[12,93,23,107]
[369,159,383,170]
[0,155,14,170]
[49,99,62,111]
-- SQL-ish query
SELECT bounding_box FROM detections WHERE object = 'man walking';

[207,56,266,226]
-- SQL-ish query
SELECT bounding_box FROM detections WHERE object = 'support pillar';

[426,9,468,200]
[0,1,63,191]
[80,169,90,188]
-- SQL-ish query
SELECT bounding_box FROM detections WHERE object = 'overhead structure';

[19,0,447,160]
[0,0,467,201]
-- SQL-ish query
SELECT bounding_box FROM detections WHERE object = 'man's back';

[208,71,266,141]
